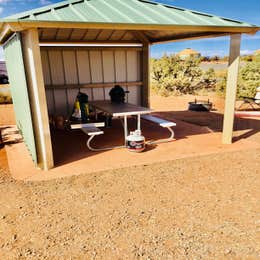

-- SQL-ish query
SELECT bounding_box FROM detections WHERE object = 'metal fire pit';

[188,99,213,112]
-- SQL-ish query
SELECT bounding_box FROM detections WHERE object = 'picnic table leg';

[137,114,141,131]
[124,115,128,145]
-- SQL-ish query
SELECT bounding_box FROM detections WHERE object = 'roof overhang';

[1,0,259,45]
[0,20,259,45]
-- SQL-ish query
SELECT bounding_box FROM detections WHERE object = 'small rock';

[12,234,17,241]
[225,249,232,255]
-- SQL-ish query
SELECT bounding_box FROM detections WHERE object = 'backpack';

[109,85,126,103]
[71,92,89,123]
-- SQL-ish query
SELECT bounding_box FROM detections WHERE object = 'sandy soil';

[0,104,15,126]
[0,149,259,259]
[0,95,259,258]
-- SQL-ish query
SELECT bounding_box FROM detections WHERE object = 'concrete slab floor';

[4,116,260,182]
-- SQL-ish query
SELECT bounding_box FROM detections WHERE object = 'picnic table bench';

[70,122,105,151]
[141,115,176,144]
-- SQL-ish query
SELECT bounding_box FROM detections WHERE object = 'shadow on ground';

[154,110,260,132]
[51,111,260,168]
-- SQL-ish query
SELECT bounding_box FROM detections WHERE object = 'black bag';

[109,85,126,103]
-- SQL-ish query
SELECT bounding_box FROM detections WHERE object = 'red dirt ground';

[0,104,15,126]
[0,105,15,172]
[1,93,259,181]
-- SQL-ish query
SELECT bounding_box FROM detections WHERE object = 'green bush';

[210,55,220,62]
[253,54,260,62]
[215,61,260,98]
[238,61,260,98]
[151,55,214,96]
[216,75,227,96]
[201,68,217,88]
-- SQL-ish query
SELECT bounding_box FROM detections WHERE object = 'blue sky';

[0,0,259,59]
[152,0,260,58]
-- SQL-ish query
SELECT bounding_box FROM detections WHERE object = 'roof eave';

[0,20,259,44]
[3,20,260,31]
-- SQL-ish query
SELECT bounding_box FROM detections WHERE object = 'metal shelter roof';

[0,0,259,44]
[3,0,256,27]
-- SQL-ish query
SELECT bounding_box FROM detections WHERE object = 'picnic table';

[90,100,153,143]
[71,101,176,151]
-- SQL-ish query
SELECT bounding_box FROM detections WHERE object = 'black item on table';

[77,92,89,123]
[109,85,126,103]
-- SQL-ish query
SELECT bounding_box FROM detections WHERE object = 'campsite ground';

[0,94,259,259]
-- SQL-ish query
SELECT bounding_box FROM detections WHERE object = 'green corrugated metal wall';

[3,33,37,164]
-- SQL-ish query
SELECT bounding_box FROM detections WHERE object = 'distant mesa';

[177,48,201,60]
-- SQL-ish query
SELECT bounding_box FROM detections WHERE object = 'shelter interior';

[41,46,142,116]
[39,28,146,118]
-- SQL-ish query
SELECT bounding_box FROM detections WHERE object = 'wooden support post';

[222,34,241,144]
[142,43,150,107]
[22,29,54,170]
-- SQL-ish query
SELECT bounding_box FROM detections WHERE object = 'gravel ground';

[0,96,259,259]
[0,148,259,259]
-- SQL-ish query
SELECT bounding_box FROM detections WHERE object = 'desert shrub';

[253,54,260,62]
[151,55,259,98]
[222,56,229,62]
[241,55,253,62]
[215,61,260,98]
[210,55,220,62]
[151,55,215,96]
[201,56,210,62]
[201,68,217,88]
[215,69,228,96]
[216,75,227,96]
[238,61,260,98]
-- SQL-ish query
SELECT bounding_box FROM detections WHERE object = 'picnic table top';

[89,100,153,117]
